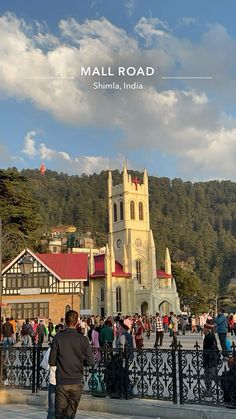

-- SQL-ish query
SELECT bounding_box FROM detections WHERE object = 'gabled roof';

[156,269,172,279]
[36,253,88,280]
[90,254,131,279]
[2,249,88,281]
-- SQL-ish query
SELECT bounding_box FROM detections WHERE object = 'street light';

[18,256,34,276]
[0,217,32,340]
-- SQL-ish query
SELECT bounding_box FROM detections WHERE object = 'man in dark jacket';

[2,317,14,348]
[49,310,94,419]
[203,323,220,397]
[36,320,46,347]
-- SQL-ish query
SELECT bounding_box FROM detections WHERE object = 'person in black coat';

[203,323,220,397]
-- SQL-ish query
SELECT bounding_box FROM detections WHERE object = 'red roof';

[156,270,172,278]
[90,254,105,278]
[36,253,88,280]
[90,254,131,278]
[113,260,131,277]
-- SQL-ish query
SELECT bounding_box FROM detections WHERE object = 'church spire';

[123,160,128,187]
[123,244,129,273]
[165,247,172,275]
[89,247,94,275]
[108,170,113,196]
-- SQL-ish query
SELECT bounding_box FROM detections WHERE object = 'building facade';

[90,164,180,316]
[2,250,87,323]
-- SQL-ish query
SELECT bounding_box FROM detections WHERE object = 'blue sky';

[1,0,236,180]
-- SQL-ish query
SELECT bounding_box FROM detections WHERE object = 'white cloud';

[135,17,170,45]
[125,0,135,16]
[20,132,125,175]
[179,17,196,26]
[22,131,38,157]
[0,13,236,179]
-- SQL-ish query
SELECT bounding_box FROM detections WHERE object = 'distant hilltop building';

[176,256,195,271]
[48,226,95,254]
[89,163,180,316]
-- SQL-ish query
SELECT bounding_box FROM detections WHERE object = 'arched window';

[120,201,123,220]
[136,260,142,284]
[114,203,117,222]
[130,200,135,220]
[101,286,104,302]
[139,202,144,220]
[116,286,122,312]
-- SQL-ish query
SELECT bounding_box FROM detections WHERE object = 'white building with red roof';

[1,249,88,322]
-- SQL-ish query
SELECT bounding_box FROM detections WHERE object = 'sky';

[1,0,236,181]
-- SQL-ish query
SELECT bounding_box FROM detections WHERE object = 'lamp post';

[0,217,33,341]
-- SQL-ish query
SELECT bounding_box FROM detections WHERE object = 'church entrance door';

[141,301,148,316]
[159,300,171,315]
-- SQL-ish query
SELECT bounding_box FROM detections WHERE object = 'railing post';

[124,343,129,400]
[36,346,41,394]
[171,340,178,404]
[0,345,3,390]
[178,341,184,404]
[31,346,36,394]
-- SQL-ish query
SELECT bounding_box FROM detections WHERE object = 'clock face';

[135,238,142,247]
[117,239,122,248]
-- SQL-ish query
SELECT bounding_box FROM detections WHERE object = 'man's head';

[65,310,78,327]
[156,312,159,317]
[218,308,225,315]
[6,317,10,322]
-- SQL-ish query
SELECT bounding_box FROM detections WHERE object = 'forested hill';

[1,168,236,293]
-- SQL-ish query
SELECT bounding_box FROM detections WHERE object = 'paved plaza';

[135,329,236,350]
[14,328,236,351]
[0,404,160,419]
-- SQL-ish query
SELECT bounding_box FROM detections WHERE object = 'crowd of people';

[1,310,236,352]
[1,309,236,416]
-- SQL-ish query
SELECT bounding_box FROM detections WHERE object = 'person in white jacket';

[41,324,63,419]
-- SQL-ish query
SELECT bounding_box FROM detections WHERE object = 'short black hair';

[65,310,78,326]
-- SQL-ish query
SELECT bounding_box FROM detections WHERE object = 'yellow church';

[89,163,180,316]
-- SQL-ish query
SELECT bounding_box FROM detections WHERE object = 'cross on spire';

[132,176,141,190]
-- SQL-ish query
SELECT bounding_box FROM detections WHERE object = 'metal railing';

[0,342,236,407]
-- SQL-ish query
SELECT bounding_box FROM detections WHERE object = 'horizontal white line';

[23,76,74,79]
[161,76,214,80]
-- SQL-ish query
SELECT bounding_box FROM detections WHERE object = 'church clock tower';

[108,163,157,290]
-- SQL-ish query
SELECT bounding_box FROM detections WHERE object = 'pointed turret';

[105,243,110,275]
[108,170,113,196]
[105,243,110,257]
[123,244,129,273]
[89,247,94,275]
[150,230,155,249]
[143,168,148,184]
[123,160,129,190]
[110,241,115,273]
[165,247,172,275]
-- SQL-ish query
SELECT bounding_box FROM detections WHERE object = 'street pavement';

[140,329,236,350]
[15,329,236,350]
[14,327,236,351]
[0,404,160,419]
